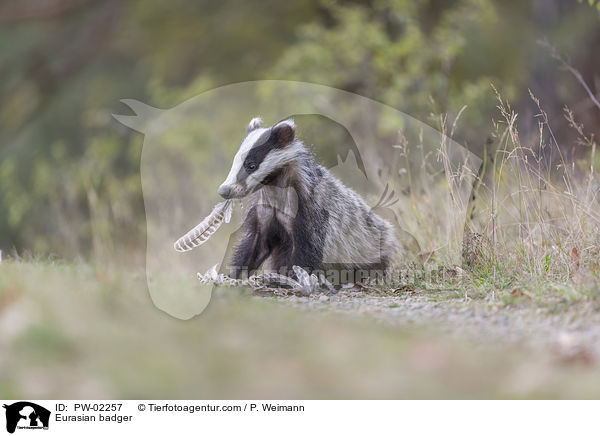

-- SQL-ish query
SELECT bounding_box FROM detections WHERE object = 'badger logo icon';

[3,402,50,433]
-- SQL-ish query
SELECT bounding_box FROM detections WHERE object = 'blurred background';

[1,0,600,401]
[0,0,599,263]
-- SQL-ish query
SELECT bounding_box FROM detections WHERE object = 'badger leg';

[231,233,271,279]
[230,208,272,278]
[268,211,324,276]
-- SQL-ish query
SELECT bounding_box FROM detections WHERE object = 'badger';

[218,117,400,284]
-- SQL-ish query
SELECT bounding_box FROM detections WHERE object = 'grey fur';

[245,117,263,133]
[220,118,400,283]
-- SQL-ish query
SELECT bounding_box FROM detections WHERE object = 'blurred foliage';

[0,0,598,261]
[579,0,600,11]
[271,0,599,143]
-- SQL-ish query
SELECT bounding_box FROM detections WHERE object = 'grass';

[382,88,600,310]
[459,90,599,280]
[1,259,600,399]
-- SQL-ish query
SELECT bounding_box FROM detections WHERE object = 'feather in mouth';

[173,199,233,252]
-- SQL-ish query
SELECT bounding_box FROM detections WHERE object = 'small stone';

[318,295,330,302]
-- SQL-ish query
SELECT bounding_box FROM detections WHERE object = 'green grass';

[367,259,599,311]
[1,260,599,399]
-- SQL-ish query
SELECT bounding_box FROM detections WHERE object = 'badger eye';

[246,162,257,172]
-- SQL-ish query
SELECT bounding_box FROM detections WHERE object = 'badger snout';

[217,184,233,199]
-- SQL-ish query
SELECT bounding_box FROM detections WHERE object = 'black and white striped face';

[217,117,297,199]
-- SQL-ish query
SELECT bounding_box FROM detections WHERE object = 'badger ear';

[272,119,295,148]
[246,117,263,134]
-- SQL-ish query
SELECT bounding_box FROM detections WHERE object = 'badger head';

[217,117,298,199]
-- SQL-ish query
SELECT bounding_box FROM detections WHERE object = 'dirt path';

[272,289,600,364]
[3,262,600,398]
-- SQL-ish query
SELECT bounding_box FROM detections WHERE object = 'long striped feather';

[174,200,232,252]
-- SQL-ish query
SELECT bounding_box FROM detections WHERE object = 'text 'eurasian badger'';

[219,117,400,281]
